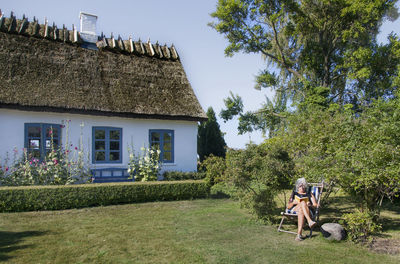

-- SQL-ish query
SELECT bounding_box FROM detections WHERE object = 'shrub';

[162,171,206,181]
[342,210,382,243]
[225,140,293,223]
[200,155,226,186]
[0,180,209,212]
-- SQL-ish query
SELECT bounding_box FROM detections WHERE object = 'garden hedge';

[0,180,209,212]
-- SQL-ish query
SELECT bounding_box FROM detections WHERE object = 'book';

[295,195,309,203]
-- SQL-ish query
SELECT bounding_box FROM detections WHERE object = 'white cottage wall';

[0,109,198,172]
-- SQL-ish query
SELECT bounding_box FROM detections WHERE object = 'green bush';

[225,140,293,223]
[0,180,209,212]
[162,171,206,181]
[200,155,226,186]
[342,210,382,243]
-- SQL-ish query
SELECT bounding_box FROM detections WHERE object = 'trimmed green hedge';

[0,180,209,212]
[162,171,206,181]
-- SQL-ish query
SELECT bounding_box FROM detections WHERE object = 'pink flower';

[53,159,58,165]
[5,167,9,172]
[29,161,32,165]
[75,147,78,150]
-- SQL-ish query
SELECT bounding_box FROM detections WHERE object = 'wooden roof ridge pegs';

[138,38,145,54]
[52,22,58,40]
[147,38,155,56]
[73,24,78,42]
[0,9,4,29]
[163,43,171,59]
[44,17,48,38]
[18,14,29,34]
[155,41,163,58]
[118,34,124,50]
[170,43,178,60]
[129,35,134,53]
[8,11,16,33]
[111,32,115,48]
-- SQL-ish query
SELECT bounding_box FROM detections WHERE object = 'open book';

[295,195,309,203]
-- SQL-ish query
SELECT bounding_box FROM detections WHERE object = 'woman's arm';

[310,193,318,208]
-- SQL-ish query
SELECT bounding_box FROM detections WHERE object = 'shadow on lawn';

[0,231,47,262]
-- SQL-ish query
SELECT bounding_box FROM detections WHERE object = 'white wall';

[0,109,198,172]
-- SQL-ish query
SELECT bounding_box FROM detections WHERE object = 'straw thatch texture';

[0,14,206,121]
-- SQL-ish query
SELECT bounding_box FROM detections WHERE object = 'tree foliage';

[211,0,400,132]
[198,107,227,162]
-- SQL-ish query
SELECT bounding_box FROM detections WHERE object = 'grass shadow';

[0,231,48,262]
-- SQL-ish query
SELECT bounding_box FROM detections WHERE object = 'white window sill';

[162,163,177,166]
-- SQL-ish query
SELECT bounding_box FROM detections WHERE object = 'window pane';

[164,132,172,142]
[95,129,105,140]
[95,151,105,161]
[29,139,40,149]
[151,132,160,142]
[95,141,105,150]
[46,127,58,138]
[163,142,172,151]
[110,141,120,150]
[109,152,120,161]
[28,126,41,138]
[46,140,51,149]
[110,130,120,140]
[163,152,172,162]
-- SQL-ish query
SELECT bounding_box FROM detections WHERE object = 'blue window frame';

[92,127,122,163]
[149,129,174,163]
[24,123,61,160]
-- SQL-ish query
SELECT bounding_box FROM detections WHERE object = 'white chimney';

[79,12,98,44]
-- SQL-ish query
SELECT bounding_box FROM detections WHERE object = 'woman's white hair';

[295,177,308,192]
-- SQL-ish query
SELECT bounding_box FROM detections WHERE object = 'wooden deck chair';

[277,181,324,237]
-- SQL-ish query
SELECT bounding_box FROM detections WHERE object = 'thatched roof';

[0,12,207,121]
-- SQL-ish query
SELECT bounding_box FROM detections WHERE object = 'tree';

[198,107,227,162]
[210,0,399,133]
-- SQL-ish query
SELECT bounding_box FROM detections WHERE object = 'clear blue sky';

[1,1,399,149]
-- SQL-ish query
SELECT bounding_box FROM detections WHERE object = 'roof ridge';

[0,9,179,60]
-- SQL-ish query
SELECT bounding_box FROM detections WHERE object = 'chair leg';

[277,216,285,232]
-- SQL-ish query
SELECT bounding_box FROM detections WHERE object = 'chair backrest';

[309,182,324,207]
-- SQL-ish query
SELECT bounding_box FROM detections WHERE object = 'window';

[92,127,122,163]
[149,130,174,163]
[24,123,61,159]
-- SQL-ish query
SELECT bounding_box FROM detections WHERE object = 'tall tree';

[198,107,227,162]
[211,0,399,134]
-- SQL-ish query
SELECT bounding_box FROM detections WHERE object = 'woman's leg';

[299,201,316,227]
[297,209,305,235]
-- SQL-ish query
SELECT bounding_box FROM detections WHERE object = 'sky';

[1,0,399,149]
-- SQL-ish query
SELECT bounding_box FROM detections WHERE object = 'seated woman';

[287,177,318,241]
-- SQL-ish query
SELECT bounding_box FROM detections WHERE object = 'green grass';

[0,195,399,263]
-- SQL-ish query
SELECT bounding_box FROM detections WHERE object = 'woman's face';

[299,185,306,192]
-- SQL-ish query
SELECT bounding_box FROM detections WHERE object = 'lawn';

[0,194,399,263]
